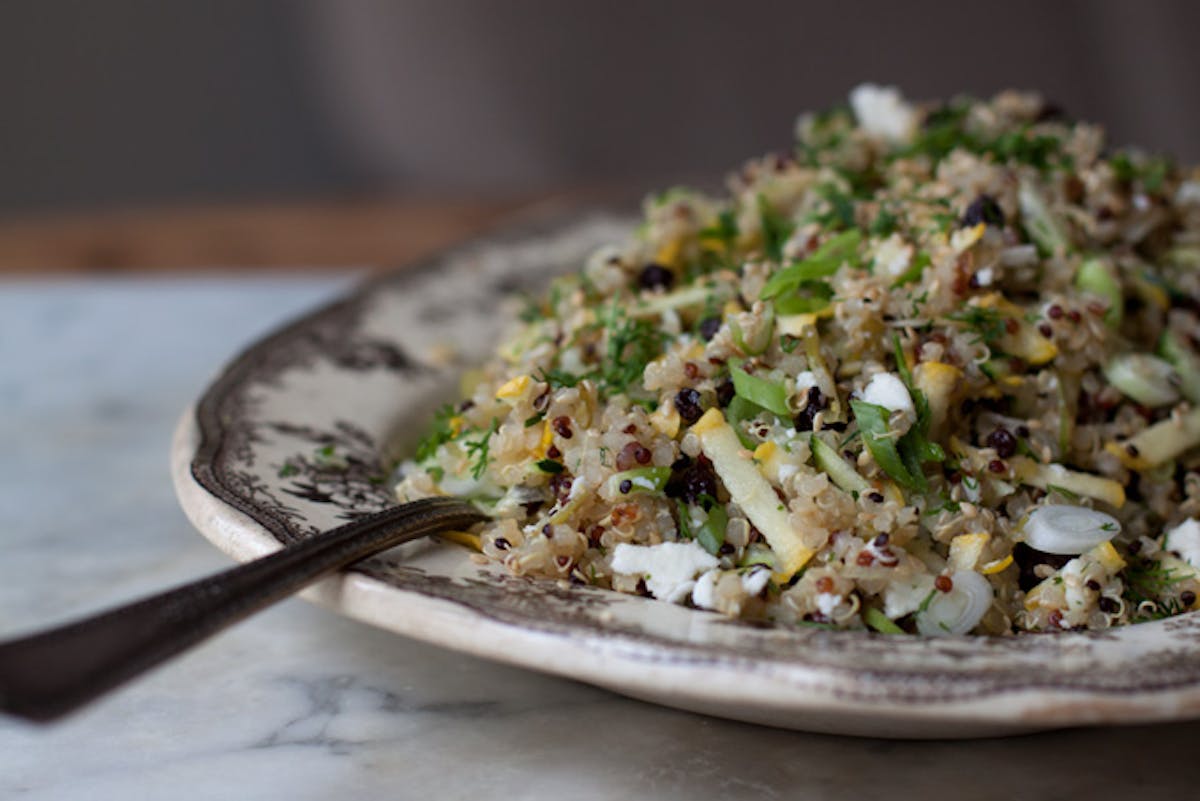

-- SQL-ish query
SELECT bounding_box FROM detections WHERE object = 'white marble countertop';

[2,276,1198,801]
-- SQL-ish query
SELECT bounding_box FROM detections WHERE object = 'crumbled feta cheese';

[861,372,914,415]
[974,266,995,287]
[692,568,721,610]
[849,84,919,144]
[1165,518,1200,569]
[872,233,913,278]
[816,592,842,617]
[741,566,771,597]
[1059,557,1089,610]
[794,370,819,391]
[628,475,658,491]
[611,541,719,603]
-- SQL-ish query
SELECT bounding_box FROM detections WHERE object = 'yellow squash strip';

[496,374,531,400]
[980,554,1014,575]
[914,361,963,430]
[1011,458,1126,508]
[1107,407,1200,470]
[948,532,991,571]
[438,530,483,551]
[977,293,1058,366]
[776,307,834,337]
[692,408,814,580]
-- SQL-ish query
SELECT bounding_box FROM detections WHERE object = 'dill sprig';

[463,418,500,480]
[1122,557,1189,621]
[945,306,1008,345]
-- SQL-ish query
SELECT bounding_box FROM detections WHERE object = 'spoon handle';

[0,497,485,723]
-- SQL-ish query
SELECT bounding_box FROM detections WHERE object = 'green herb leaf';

[731,365,792,418]
[890,251,931,288]
[696,503,728,556]
[464,418,500,480]
[597,303,667,396]
[536,367,582,389]
[699,209,739,250]
[870,207,899,237]
[415,404,459,462]
[946,306,1008,345]
[813,184,857,230]
[851,400,925,491]
[760,229,862,301]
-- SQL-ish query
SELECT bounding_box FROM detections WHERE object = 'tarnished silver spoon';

[0,497,485,723]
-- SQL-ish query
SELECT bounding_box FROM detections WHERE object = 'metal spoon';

[0,497,486,723]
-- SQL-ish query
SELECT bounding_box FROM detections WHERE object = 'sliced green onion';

[1103,353,1180,407]
[1020,505,1121,555]
[729,304,775,355]
[810,435,869,495]
[864,606,905,634]
[739,542,778,570]
[1018,178,1070,256]
[1075,257,1123,327]
[606,466,671,496]
[772,281,834,315]
[851,400,924,491]
[915,571,993,636]
[979,358,1015,381]
[731,364,791,418]
[631,282,733,319]
[1159,330,1200,403]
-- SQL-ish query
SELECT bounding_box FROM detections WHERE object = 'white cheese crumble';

[849,84,919,144]
[741,566,771,597]
[692,568,720,610]
[816,592,843,617]
[974,266,995,287]
[628,475,658,491]
[872,233,913,278]
[611,541,719,603]
[1165,518,1200,569]
[794,370,819,391]
[860,372,914,415]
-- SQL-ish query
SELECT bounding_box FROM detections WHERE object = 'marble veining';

[3,277,1200,800]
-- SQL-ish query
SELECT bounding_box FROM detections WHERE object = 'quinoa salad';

[396,85,1200,636]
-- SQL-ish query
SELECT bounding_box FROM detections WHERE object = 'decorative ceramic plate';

[172,209,1200,738]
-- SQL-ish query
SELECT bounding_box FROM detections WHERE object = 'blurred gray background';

[1,0,1198,216]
